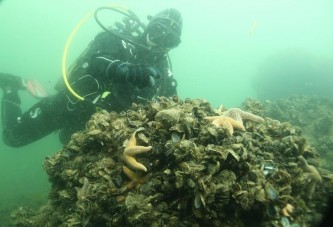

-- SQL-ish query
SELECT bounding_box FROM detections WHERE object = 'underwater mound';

[11,97,333,226]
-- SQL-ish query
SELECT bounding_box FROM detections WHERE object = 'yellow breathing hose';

[61,11,93,101]
[61,5,129,101]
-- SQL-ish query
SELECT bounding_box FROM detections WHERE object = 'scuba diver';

[0,7,182,147]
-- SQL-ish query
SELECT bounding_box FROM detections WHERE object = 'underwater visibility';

[1,0,333,226]
[253,50,333,101]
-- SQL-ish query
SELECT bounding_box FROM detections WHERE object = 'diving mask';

[147,20,181,49]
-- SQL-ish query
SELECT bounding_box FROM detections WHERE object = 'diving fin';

[24,79,48,99]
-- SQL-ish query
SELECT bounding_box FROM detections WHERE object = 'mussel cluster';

[11,97,333,226]
[258,95,333,171]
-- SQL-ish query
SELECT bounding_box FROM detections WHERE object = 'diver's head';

[145,8,182,53]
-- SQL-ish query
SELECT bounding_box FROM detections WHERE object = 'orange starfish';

[123,129,152,172]
[205,116,245,135]
[206,108,264,135]
[122,166,149,189]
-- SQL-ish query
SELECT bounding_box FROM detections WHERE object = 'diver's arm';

[155,58,178,97]
[107,62,161,88]
[85,32,161,89]
[91,55,161,89]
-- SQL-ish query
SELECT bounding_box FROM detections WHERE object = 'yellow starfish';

[281,203,294,217]
[205,116,245,135]
[123,129,152,172]
[122,166,149,189]
[206,108,264,135]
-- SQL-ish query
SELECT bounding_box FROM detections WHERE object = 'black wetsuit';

[1,31,177,147]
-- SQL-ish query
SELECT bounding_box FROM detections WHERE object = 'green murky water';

[0,0,332,226]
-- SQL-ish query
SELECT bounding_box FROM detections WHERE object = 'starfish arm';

[211,116,245,134]
[224,117,245,132]
[214,105,225,115]
[238,109,264,122]
[123,154,148,172]
[222,108,264,123]
[221,119,234,135]
[124,145,152,156]
[127,132,138,147]
[211,118,223,127]
[123,129,152,172]
[123,165,149,189]
[207,108,262,134]
[123,165,138,181]
[205,116,220,121]
[222,108,243,124]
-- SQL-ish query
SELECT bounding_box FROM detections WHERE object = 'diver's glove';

[0,73,48,98]
[114,63,161,88]
[0,73,24,90]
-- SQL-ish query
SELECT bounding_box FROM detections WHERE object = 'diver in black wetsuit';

[0,8,182,147]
